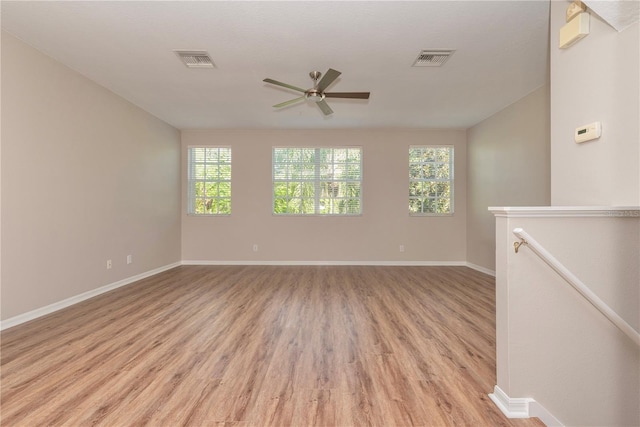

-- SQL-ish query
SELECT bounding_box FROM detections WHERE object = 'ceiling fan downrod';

[305,71,324,102]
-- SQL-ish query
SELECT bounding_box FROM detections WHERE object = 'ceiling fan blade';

[273,97,305,108]
[316,99,334,116]
[263,78,306,93]
[324,92,370,99]
[316,68,341,92]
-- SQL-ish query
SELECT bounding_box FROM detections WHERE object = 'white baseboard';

[465,262,496,276]
[0,262,181,331]
[489,386,563,426]
[489,385,534,418]
[181,260,469,266]
[530,400,564,427]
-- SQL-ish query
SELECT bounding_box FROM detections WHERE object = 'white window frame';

[409,145,454,216]
[272,146,363,216]
[187,146,231,215]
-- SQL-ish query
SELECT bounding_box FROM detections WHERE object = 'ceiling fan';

[263,68,370,116]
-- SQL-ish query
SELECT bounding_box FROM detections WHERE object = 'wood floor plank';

[1,266,544,426]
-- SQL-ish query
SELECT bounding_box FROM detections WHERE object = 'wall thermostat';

[575,121,601,143]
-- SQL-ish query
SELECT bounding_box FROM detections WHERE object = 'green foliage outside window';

[273,147,362,215]
[188,147,231,215]
[409,146,453,215]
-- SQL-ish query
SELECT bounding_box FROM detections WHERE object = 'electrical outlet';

[399,245,405,253]
[127,255,132,265]
[106,259,112,269]
[253,244,258,252]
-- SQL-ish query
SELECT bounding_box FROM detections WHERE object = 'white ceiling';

[1,1,550,130]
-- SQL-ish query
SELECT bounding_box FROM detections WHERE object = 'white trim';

[465,262,496,276]
[0,262,181,331]
[489,206,640,218]
[181,260,468,267]
[530,400,564,427]
[489,386,564,426]
[184,261,495,276]
[489,386,534,418]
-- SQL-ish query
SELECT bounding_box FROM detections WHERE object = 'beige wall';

[467,86,550,272]
[181,129,467,263]
[550,3,639,206]
[1,33,181,320]
[1,32,3,324]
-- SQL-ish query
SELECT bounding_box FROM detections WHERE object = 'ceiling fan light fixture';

[412,49,455,67]
[305,90,325,102]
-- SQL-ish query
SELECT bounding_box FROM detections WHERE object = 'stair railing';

[513,227,640,347]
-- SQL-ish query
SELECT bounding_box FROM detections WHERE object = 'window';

[409,146,454,215]
[187,147,231,215]
[273,147,362,215]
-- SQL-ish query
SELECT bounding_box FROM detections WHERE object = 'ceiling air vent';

[175,50,215,68]
[412,49,455,67]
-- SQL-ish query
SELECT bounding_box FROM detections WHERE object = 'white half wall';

[491,206,640,427]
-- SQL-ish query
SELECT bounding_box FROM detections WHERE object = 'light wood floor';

[1,266,544,427]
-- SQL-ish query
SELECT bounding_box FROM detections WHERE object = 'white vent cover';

[175,50,215,68]
[412,50,455,67]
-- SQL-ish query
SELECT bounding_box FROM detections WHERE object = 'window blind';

[188,147,231,215]
[273,147,362,215]
[409,146,454,215]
